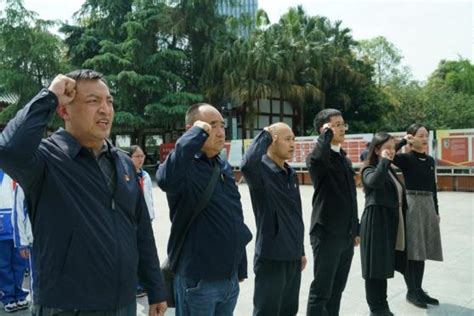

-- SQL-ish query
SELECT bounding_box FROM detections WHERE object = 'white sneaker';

[16,299,29,310]
[3,302,18,313]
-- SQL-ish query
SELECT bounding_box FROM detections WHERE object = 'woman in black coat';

[360,132,407,316]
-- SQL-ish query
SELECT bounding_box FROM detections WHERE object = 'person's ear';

[56,104,69,121]
[272,134,278,143]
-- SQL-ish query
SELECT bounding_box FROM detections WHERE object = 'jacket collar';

[262,154,293,175]
[50,128,116,159]
[194,150,223,165]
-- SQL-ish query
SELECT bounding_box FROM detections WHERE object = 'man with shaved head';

[241,123,306,316]
[157,103,252,316]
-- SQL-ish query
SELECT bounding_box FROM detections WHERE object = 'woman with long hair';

[360,132,407,316]
[394,124,443,308]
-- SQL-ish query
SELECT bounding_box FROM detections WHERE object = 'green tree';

[60,0,133,68]
[383,82,427,131]
[68,0,202,146]
[422,59,474,128]
[168,0,231,91]
[202,6,390,135]
[0,0,66,124]
[382,58,474,131]
[357,36,407,88]
[429,58,474,95]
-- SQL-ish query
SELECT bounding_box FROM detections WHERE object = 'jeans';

[175,273,239,316]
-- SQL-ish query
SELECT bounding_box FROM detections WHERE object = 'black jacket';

[0,89,165,309]
[306,129,359,238]
[360,159,407,279]
[241,130,304,261]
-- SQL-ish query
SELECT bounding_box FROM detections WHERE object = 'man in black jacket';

[306,109,360,316]
[241,123,306,316]
[156,103,252,316]
[0,70,167,315]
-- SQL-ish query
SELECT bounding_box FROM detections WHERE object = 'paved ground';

[2,184,473,316]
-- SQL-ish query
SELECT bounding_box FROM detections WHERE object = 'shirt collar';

[331,144,341,153]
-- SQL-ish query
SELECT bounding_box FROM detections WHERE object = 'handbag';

[160,163,220,307]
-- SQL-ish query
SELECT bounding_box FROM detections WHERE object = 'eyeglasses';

[334,123,349,130]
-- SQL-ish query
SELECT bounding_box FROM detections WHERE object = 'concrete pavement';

[142,184,473,316]
[2,185,472,316]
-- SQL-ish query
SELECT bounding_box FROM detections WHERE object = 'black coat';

[360,158,407,279]
[306,129,359,238]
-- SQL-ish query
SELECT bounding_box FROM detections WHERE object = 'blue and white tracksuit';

[0,170,32,305]
[138,169,155,221]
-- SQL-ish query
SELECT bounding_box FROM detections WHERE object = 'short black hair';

[313,108,342,133]
[185,103,218,125]
[65,69,107,84]
[406,123,429,136]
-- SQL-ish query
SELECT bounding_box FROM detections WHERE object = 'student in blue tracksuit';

[12,177,34,304]
[0,170,31,313]
[129,145,156,298]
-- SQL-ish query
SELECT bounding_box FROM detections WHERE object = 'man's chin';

[95,132,111,142]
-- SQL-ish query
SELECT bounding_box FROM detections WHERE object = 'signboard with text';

[436,129,474,166]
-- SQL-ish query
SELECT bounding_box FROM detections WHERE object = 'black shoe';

[406,291,428,308]
[419,289,439,305]
[370,309,394,316]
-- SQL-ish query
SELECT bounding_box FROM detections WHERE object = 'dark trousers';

[307,235,354,316]
[404,260,425,293]
[31,301,137,316]
[365,279,388,312]
[253,258,301,316]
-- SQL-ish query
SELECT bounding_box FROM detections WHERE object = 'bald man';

[241,123,306,316]
[157,103,252,316]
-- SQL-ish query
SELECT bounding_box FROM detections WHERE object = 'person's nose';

[216,125,225,137]
[99,100,113,115]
